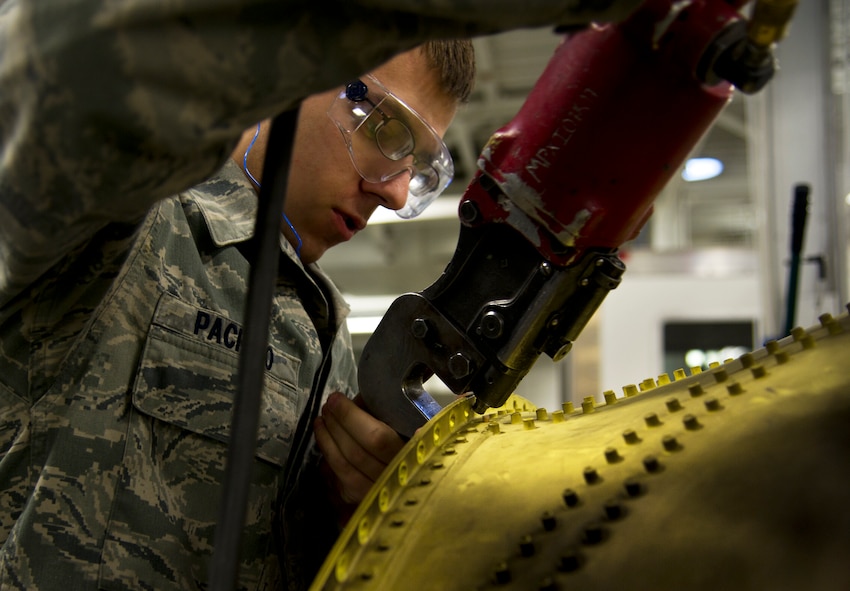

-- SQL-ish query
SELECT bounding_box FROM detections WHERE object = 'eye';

[375,119,415,161]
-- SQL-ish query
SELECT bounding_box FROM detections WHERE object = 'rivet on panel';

[708,361,720,369]
[536,408,549,421]
[639,378,656,391]
[666,398,682,412]
[431,461,445,470]
[563,401,575,414]
[563,488,580,507]
[643,455,661,473]
[751,364,767,378]
[523,418,536,430]
[558,549,582,572]
[404,497,419,506]
[604,390,618,405]
[623,384,639,397]
[688,383,704,397]
[419,477,432,486]
[390,517,405,528]
[604,447,621,463]
[726,382,743,396]
[775,351,789,364]
[488,422,501,434]
[705,397,723,411]
[644,412,662,427]
[765,340,780,354]
[683,414,701,430]
[454,437,468,444]
[657,373,671,386]
[623,429,641,444]
[519,535,535,557]
[713,369,728,383]
[582,523,605,545]
[800,335,815,349]
[357,517,370,545]
[673,368,687,381]
[791,326,806,341]
[583,466,600,484]
[552,410,566,423]
[820,313,843,334]
[604,499,624,520]
[581,397,596,414]
[511,412,522,424]
[493,562,511,585]
[442,447,456,456]
[542,511,557,531]
[690,366,703,375]
[662,435,680,452]
[739,352,755,368]
[359,570,374,581]
[624,478,642,497]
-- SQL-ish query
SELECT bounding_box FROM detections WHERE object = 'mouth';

[338,210,367,233]
[332,209,367,241]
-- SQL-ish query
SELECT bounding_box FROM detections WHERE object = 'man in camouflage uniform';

[0,0,641,589]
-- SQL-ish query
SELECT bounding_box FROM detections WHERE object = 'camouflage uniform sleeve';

[0,0,640,307]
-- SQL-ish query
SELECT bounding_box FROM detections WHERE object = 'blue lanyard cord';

[243,123,303,257]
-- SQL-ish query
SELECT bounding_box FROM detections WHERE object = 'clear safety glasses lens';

[327,74,454,219]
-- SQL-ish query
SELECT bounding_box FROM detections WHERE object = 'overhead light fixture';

[682,157,724,182]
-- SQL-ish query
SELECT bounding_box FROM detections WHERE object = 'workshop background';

[321,0,849,411]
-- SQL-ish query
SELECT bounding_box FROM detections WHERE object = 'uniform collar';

[188,159,351,323]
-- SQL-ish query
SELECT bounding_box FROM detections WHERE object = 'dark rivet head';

[623,429,640,444]
[603,499,623,520]
[713,369,728,383]
[726,382,743,396]
[604,447,621,463]
[775,351,790,364]
[751,364,767,378]
[624,478,642,497]
[404,498,419,506]
[520,535,535,557]
[791,326,806,341]
[493,562,511,585]
[582,523,604,545]
[563,488,580,507]
[705,397,722,410]
[688,383,704,397]
[739,352,755,368]
[390,518,405,527]
[410,318,429,339]
[683,414,701,430]
[662,435,679,451]
[558,549,581,572]
[644,412,661,427]
[542,511,557,531]
[431,462,444,469]
[666,398,682,412]
[583,466,600,484]
[643,455,661,473]
[765,340,780,354]
[443,447,457,456]
[359,570,374,581]
[419,477,432,486]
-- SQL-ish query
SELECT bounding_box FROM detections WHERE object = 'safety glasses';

[327,75,454,219]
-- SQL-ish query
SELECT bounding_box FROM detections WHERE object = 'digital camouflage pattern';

[0,0,643,589]
[0,158,357,589]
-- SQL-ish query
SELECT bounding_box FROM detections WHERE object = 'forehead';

[369,50,458,137]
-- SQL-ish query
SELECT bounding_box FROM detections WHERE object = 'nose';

[362,173,409,211]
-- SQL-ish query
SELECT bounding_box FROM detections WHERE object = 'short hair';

[421,39,476,104]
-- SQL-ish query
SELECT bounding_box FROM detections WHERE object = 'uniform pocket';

[98,293,300,590]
